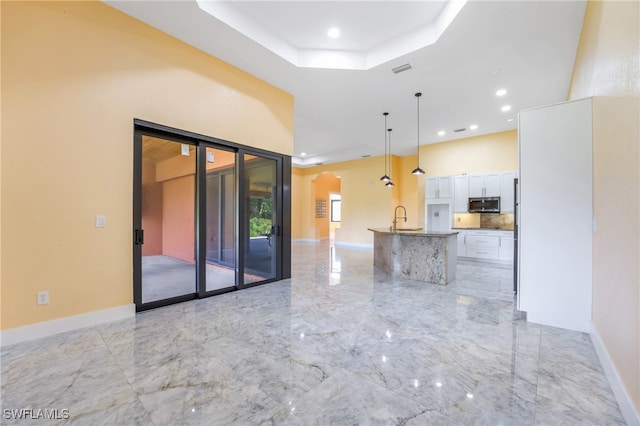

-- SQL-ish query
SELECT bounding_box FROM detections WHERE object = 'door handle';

[134,229,144,245]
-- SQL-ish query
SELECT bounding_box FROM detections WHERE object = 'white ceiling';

[104,0,587,167]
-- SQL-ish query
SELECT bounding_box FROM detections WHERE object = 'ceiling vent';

[453,128,466,133]
[391,63,412,74]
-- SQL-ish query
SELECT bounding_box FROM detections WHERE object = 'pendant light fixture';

[379,112,390,182]
[385,128,395,187]
[411,92,426,175]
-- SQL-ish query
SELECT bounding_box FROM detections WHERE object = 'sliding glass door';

[204,146,236,292]
[133,121,290,312]
[243,154,278,284]
[137,136,196,305]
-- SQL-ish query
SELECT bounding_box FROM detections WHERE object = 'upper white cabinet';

[454,175,469,212]
[426,176,453,200]
[500,171,517,213]
[468,173,501,197]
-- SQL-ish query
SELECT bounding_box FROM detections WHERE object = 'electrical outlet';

[37,291,49,306]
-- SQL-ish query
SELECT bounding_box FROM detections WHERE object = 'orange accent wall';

[162,176,195,263]
[141,159,163,255]
[206,150,235,172]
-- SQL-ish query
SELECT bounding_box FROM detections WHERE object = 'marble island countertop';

[368,227,458,237]
[369,227,457,284]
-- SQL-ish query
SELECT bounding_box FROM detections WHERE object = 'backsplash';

[454,213,514,230]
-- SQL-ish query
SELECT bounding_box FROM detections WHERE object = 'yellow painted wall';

[1,1,293,330]
[292,156,397,246]
[568,0,639,415]
[420,130,518,176]
[0,1,3,328]
[291,168,306,240]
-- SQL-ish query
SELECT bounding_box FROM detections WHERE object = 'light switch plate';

[37,291,49,305]
[96,215,106,228]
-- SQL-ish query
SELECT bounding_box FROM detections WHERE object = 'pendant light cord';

[384,113,388,176]
[416,93,421,165]
[412,92,425,175]
[388,128,392,177]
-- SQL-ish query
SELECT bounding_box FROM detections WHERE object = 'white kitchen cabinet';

[468,174,484,197]
[468,173,501,197]
[456,229,514,263]
[454,175,469,213]
[498,231,514,261]
[484,174,501,197]
[426,176,453,200]
[500,171,517,213]
[456,230,466,256]
[466,232,500,260]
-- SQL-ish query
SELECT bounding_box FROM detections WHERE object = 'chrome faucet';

[393,205,407,232]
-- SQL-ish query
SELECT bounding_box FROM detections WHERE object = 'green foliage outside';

[249,196,272,237]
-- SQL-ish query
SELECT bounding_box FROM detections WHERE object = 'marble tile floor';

[1,242,625,425]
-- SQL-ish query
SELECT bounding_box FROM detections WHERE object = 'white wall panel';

[518,98,592,332]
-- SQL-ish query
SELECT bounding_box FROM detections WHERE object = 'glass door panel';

[243,154,277,284]
[140,136,196,303]
[205,147,236,292]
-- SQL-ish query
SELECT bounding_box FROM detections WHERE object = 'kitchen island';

[368,228,458,285]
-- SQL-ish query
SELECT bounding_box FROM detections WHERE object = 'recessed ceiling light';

[438,130,445,136]
[300,152,306,157]
[507,118,514,122]
[496,89,507,97]
[501,105,512,112]
[327,28,340,39]
[470,124,478,130]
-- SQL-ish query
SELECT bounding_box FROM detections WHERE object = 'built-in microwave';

[468,197,500,213]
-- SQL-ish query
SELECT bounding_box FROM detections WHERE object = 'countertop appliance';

[468,196,500,213]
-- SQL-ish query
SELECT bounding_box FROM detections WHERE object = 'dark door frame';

[133,119,291,312]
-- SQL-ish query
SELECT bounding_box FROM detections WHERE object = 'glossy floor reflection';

[1,242,625,425]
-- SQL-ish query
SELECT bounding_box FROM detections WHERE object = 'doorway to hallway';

[312,172,341,245]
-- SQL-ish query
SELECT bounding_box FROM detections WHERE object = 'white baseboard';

[334,241,373,249]
[589,322,640,426]
[0,304,136,348]
[291,239,372,249]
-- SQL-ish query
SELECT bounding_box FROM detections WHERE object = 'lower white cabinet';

[466,233,499,259]
[498,231,514,261]
[455,229,514,263]
[456,231,466,257]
